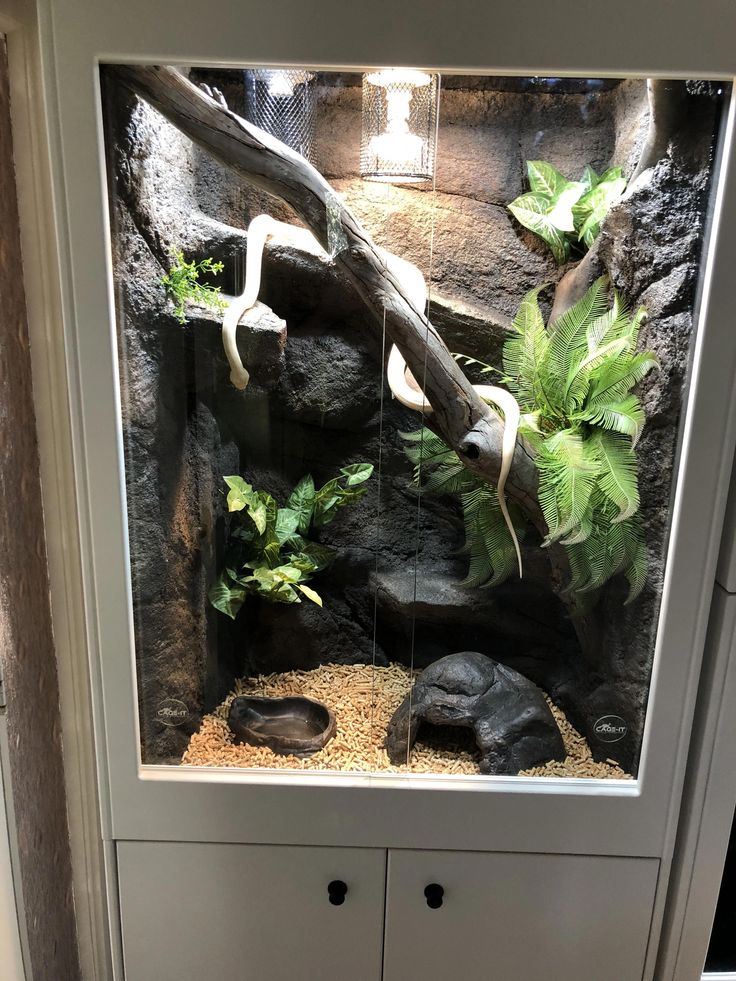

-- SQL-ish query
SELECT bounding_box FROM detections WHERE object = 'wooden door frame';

[0,713,28,981]
[0,2,115,978]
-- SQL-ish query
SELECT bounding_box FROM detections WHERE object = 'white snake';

[222,215,523,577]
[222,215,319,389]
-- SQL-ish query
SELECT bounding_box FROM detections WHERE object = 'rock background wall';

[102,71,723,771]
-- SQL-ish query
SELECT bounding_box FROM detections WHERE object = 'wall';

[0,32,80,981]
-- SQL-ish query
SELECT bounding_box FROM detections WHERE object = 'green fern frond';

[624,306,647,351]
[460,486,520,587]
[573,393,645,446]
[401,276,655,609]
[403,429,457,469]
[536,430,599,542]
[586,351,659,406]
[503,290,554,412]
[560,513,594,546]
[565,541,594,594]
[621,519,648,604]
[590,430,640,523]
[509,285,548,336]
[564,336,631,408]
[405,443,456,468]
[547,275,609,379]
[584,291,633,353]
[576,519,627,593]
[422,460,480,496]
[452,353,505,377]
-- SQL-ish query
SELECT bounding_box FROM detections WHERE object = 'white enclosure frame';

[32,0,736,974]
[657,584,736,979]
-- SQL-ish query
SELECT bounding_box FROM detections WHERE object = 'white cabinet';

[118,842,658,981]
[383,850,659,981]
[117,841,387,981]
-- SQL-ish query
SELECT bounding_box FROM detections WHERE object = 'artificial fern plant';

[403,428,527,589]
[405,277,657,604]
[508,161,627,265]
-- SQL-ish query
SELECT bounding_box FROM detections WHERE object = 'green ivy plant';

[161,247,227,324]
[508,161,627,265]
[208,464,374,619]
[404,277,657,605]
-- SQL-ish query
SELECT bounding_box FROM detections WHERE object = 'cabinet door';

[383,849,658,981]
[117,841,386,981]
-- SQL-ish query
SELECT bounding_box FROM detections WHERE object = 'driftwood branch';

[631,80,690,182]
[107,65,544,529]
[549,244,604,324]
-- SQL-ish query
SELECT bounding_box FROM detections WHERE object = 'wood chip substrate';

[182,663,632,779]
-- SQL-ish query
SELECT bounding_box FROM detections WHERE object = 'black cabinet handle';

[328,879,348,905]
[424,883,444,909]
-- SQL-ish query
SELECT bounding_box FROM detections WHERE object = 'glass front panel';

[100,66,729,779]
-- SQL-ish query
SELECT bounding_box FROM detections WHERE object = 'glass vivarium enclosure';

[101,66,728,779]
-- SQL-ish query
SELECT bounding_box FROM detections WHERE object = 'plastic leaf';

[223,475,254,512]
[508,193,570,265]
[574,175,627,246]
[288,538,336,572]
[208,573,246,620]
[275,507,300,544]
[273,564,302,583]
[527,160,568,197]
[248,500,268,535]
[546,182,586,232]
[286,474,316,533]
[580,164,599,192]
[340,463,374,486]
[297,584,323,606]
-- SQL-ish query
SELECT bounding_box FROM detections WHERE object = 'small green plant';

[209,464,374,619]
[508,161,627,265]
[404,277,657,604]
[161,247,227,324]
